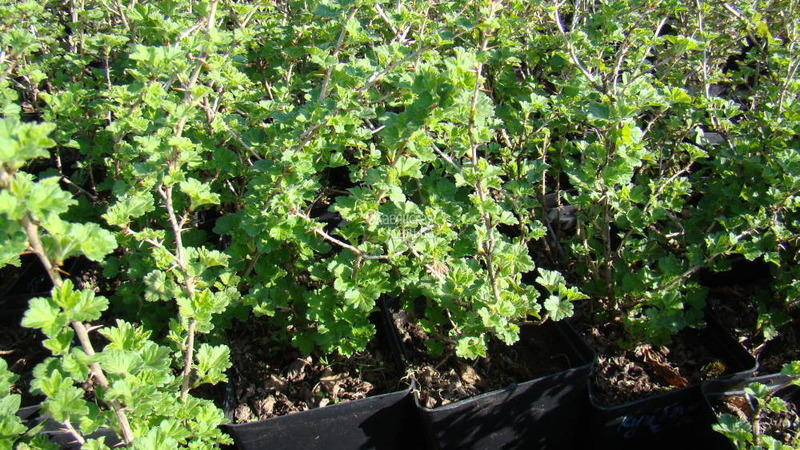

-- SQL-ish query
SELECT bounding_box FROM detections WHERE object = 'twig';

[19,215,134,444]
[318,6,360,102]
[553,5,604,92]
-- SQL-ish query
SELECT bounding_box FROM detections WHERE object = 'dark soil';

[716,391,800,446]
[392,311,575,409]
[0,257,96,407]
[225,316,403,423]
[0,326,47,407]
[577,318,733,406]
[707,286,800,374]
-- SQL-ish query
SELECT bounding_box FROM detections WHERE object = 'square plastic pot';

[410,321,596,450]
[584,316,757,449]
[222,383,422,450]
[702,373,800,450]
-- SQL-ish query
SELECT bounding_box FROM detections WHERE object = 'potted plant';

[703,361,800,449]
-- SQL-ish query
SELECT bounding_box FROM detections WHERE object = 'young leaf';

[21,297,68,337]
[194,344,231,386]
[543,295,574,321]
[179,179,220,210]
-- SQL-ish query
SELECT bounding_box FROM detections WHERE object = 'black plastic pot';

[222,303,424,450]
[0,256,85,326]
[584,317,757,449]
[703,373,799,449]
[13,404,122,449]
[411,321,596,450]
[223,384,421,450]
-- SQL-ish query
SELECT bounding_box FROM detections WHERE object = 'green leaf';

[99,349,143,375]
[50,280,109,322]
[30,364,73,398]
[99,320,152,351]
[543,295,574,321]
[21,297,68,337]
[70,223,117,261]
[455,336,486,359]
[42,327,74,356]
[104,191,155,227]
[393,156,423,179]
[194,344,231,385]
[536,269,566,292]
[45,386,89,423]
[179,179,220,210]
[0,118,56,169]
[712,414,752,446]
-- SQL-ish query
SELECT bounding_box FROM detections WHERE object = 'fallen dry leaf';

[458,363,481,386]
[638,345,690,388]
[285,357,311,382]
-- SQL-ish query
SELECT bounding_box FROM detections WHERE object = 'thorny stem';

[553,4,604,92]
[318,6,360,102]
[19,215,135,445]
[156,0,218,403]
[467,0,503,306]
[157,184,198,402]
[695,0,711,100]
[62,420,86,446]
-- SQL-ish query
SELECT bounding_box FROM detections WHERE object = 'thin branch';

[310,226,389,261]
[553,5,604,92]
[318,6,360,102]
[19,215,134,444]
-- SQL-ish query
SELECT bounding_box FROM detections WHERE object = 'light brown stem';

[158,185,197,401]
[180,318,196,402]
[467,1,503,306]
[20,216,135,445]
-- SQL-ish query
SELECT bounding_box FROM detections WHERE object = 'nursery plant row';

[0,0,798,448]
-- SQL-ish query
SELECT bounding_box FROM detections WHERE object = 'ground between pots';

[391,310,575,409]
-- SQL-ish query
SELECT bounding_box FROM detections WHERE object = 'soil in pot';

[705,381,800,449]
[221,315,422,450]
[708,288,800,375]
[573,302,756,448]
[392,310,577,408]
[718,392,799,447]
[224,316,406,422]
[578,318,740,406]
[391,307,594,450]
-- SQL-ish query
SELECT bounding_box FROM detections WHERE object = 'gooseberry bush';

[0,0,798,446]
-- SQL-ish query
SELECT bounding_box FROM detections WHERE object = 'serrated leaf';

[194,344,231,386]
[21,297,68,337]
[544,295,574,321]
[45,386,89,423]
[70,223,117,261]
[43,327,74,356]
[536,269,565,291]
[179,178,220,210]
[50,280,108,322]
[30,366,73,398]
[455,336,486,359]
[99,349,143,375]
[99,320,151,351]
[104,191,155,227]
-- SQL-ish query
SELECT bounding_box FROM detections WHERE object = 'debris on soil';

[226,316,402,423]
[707,287,800,375]
[578,319,734,406]
[716,391,800,446]
[392,310,574,408]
